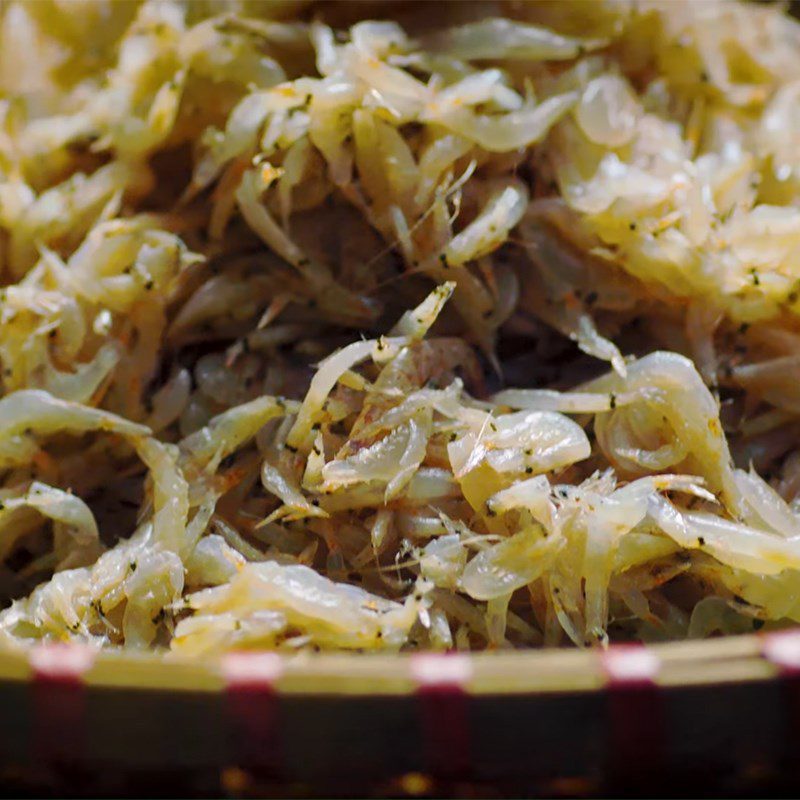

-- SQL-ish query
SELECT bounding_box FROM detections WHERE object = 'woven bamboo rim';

[0,629,789,694]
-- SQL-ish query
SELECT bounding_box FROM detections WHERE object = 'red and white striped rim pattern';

[411,653,473,780]
[599,644,663,782]
[29,642,96,764]
[761,628,800,674]
[15,633,800,781]
[222,652,284,774]
[761,628,800,764]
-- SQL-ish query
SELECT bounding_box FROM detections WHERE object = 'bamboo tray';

[3,630,800,797]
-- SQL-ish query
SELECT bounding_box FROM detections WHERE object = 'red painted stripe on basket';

[411,653,472,780]
[222,652,283,773]
[29,643,95,764]
[761,629,800,762]
[761,629,800,674]
[600,645,663,782]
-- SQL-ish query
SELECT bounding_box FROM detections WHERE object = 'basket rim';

[3,628,797,695]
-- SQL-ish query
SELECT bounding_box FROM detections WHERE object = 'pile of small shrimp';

[0,0,800,654]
